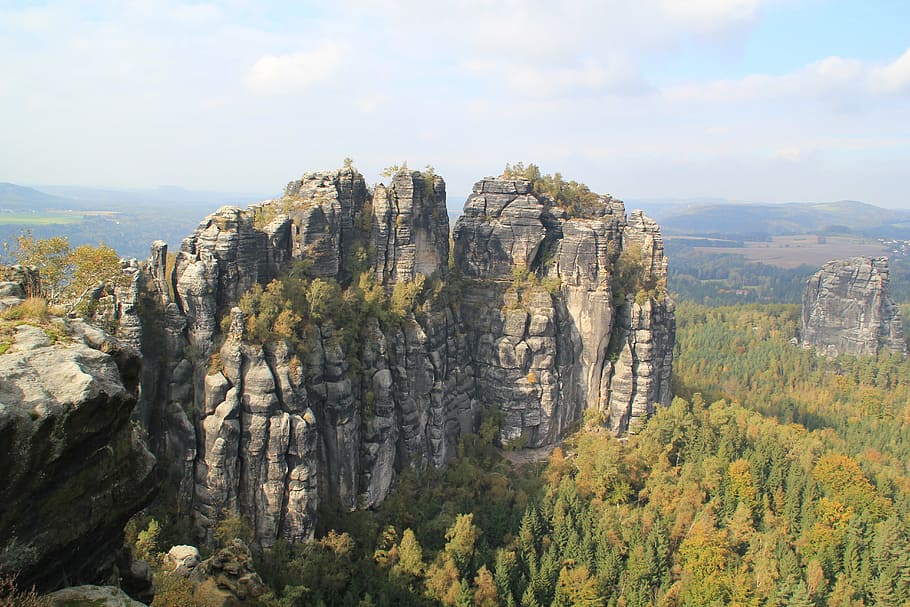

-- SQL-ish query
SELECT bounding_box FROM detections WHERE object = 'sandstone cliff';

[0,309,156,591]
[127,167,674,548]
[453,178,674,442]
[802,256,907,357]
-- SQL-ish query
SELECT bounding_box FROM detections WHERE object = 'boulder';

[46,585,148,607]
[0,322,156,592]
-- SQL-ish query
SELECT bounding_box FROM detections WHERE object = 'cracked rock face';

[0,322,156,592]
[453,177,675,446]
[372,170,449,284]
[802,256,907,357]
[132,168,675,548]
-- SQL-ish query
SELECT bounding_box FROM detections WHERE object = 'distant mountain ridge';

[641,199,910,237]
[0,182,273,259]
[0,182,83,210]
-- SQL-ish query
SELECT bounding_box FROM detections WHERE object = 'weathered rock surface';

[162,540,265,607]
[802,257,907,357]
[0,321,156,592]
[130,167,674,548]
[167,545,201,573]
[453,177,675,444]
[372,170,449,284]
[46,585,149,607]
[0,265,39,310]
[187,539,266,606]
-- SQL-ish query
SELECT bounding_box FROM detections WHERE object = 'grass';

[0,213,84,225]
[0,297,49,322]
[0,298,70,353]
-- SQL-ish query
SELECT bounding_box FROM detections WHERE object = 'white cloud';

[354,93,385,114]
[872,48,910,94]
[246,43,344,95]
[659,0,760,31]
[506,60,647,96]
[772,147,805,162]
[663,46,910,106]
[336,0,776,98]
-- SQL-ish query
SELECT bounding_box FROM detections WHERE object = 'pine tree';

[785,580,814,607]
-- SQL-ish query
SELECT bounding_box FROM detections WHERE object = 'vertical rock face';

[372,170,449,284]
[453,177,674,446]
[802,257,907,357]
[134,167,675,548]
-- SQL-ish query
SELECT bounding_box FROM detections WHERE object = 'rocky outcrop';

[46,585,149,607]
[0,320,156,592]
[193,316,319,545]
[802,257,907,357]
[453,177,675,444]
[131,167,674,549]
[162,540,265,607]
[187,540,266,606]
[0,265,39,311]
[372,170,449,284]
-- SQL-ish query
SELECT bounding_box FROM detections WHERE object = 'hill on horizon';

[644,198,910,238]
[0,182,85,211]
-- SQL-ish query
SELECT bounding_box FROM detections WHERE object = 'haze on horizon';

[1,0,909,208]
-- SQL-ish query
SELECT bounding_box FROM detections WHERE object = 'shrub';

[0,575,49,607]
[390,274,426,320]
[214,513,253,546]
[134,518,161,562]
[541,276,561,295]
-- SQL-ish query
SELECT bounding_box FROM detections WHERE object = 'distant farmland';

[692,235,889,268]
[0,213,84,225]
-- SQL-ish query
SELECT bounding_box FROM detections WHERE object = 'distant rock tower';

[801,257,906,357]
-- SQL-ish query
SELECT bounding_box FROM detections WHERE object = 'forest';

[666,246,910,305]
[119,302,910,607]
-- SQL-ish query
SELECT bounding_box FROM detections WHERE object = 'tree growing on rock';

[4,231,125,313]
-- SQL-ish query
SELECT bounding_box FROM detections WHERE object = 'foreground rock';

[802,257,907,357]
[46,585,148,607]
[0,320,157,592]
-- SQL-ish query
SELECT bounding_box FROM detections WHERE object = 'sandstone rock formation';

[0,265,39,310]
[0,318,156,592]
[453,179,674,442]
[124,166,674,549]
[161,540,265,607]
[802,257,907,357]
[187,539,266,606]
[46,585,149,607]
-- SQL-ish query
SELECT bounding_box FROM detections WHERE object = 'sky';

[1,0,909,208]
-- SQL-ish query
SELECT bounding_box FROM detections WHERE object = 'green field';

[0,213,84,225]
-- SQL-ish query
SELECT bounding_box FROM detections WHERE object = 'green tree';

[394,528,425,578]
[8,232,70,299]
[445,513,480,576]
